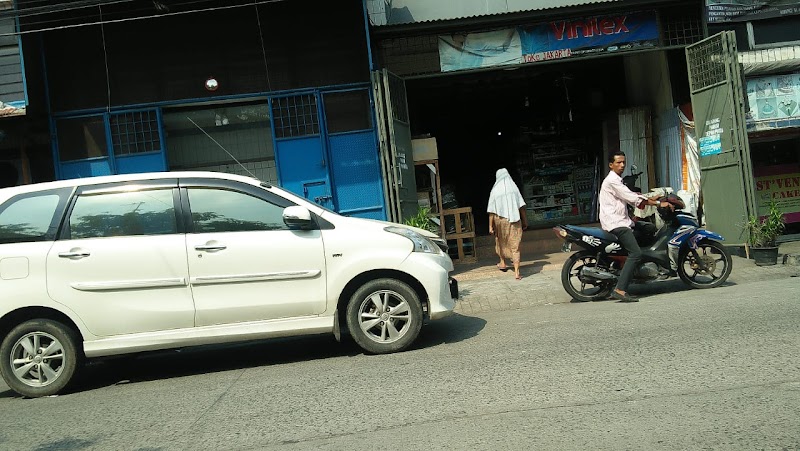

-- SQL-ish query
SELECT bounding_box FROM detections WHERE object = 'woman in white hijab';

[487,168,528,279]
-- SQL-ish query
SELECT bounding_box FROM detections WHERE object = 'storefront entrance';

[404,50,690,237]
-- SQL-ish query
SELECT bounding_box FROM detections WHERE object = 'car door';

[180,179,327,327]
[46,180,195,337]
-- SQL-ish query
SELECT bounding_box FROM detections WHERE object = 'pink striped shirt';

[599,171,646,232]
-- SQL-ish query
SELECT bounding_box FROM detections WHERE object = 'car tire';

[0,319,82,398]
[346,278,423,354]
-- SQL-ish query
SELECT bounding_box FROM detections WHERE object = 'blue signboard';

[518,11,659,62]
[699,135,722,157]
[439,11,660,71]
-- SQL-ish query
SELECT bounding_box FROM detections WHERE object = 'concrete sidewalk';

[451,240,800,315]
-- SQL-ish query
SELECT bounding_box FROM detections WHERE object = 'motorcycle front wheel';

[677,239,733,289]
[561,250,614,302]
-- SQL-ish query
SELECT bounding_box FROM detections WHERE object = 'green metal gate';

[371,69,418,223]
[685,31,756,245]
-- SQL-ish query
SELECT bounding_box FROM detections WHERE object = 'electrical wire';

[0,0,136,21]
[2,0,286,36]
[4,0,216,31]
[254,0,272,92]
[99,4,111,112]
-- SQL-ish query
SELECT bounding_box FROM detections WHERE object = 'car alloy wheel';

[10,331,66,388]
[346,278,423,354]
[0,319,81,398]
[357,290,413,344]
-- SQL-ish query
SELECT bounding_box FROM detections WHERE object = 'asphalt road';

[1,277,799,450]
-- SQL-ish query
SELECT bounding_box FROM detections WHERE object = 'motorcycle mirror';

[630,164,638,172]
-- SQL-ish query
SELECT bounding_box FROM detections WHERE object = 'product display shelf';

[443,207,477,263]
[528,214,590,227]
[528,204,576,211]
[528,192,573,198]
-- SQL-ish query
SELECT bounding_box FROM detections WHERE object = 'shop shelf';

[527,203,576,210]
[528,192,573,198]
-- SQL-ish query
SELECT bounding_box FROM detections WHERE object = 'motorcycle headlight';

[385,226,439,254]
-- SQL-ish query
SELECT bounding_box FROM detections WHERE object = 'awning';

[367,0,621,27]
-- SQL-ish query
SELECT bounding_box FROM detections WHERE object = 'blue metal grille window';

[110,111,162,155]
[272,94,320,138]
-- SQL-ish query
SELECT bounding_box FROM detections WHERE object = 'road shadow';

[66,335,365,395]
[415,313,486,349]
[565,277,738,304]
[0,387,14,399]
[631,278,737,298]
[0,335,356,399]
[2,314,487,399]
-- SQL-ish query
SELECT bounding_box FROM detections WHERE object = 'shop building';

[0,0,43,188]
[366,0,705,240]
[705,0,800,237]
[9,0,389,220]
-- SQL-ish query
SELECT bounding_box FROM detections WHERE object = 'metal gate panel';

[686,31,756,244]
[271,93,334,209]
[328,131,385,220]
[273,135,331,208]
[371,69,418,222]
[371,71,399,222]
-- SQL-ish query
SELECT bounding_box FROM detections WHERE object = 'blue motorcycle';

[553,194,733,302]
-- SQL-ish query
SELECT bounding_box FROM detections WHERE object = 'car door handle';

[58,248,91,259]
[194,243,227,252]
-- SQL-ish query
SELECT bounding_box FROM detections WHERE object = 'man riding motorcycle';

[600,150,673,303]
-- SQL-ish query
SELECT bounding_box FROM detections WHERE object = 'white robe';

[487,168,526,223]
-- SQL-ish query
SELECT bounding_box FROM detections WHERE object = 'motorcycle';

[553,181,733,302]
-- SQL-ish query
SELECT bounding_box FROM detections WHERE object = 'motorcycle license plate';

[561,242,572,253]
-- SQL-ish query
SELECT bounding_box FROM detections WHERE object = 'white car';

[0,172,457,398]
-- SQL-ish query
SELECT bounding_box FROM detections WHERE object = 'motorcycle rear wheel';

[561,250,614,302]
[677,239,733,289]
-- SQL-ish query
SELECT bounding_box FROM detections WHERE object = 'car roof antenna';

[187,117,259,180]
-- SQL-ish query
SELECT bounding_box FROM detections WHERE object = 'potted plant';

[744,200,786,266]
[404,206,439,234]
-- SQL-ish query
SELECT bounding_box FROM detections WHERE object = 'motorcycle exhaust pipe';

[580,267,616,281]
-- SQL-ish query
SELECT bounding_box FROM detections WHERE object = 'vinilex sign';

[439,10,659,72]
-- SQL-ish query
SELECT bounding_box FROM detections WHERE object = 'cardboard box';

[412,137,438,162]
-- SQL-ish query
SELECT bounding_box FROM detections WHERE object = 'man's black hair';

[609,150,626,164]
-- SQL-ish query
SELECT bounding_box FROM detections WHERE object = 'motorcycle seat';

[565,225,617,242]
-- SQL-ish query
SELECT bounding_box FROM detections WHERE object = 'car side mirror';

[283,206,314,230]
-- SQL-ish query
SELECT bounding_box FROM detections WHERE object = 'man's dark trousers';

[610,226,642,292]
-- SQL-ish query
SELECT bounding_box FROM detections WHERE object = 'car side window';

[69,189,177,239]
[0,194,62,244]
[187,188,288,233]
